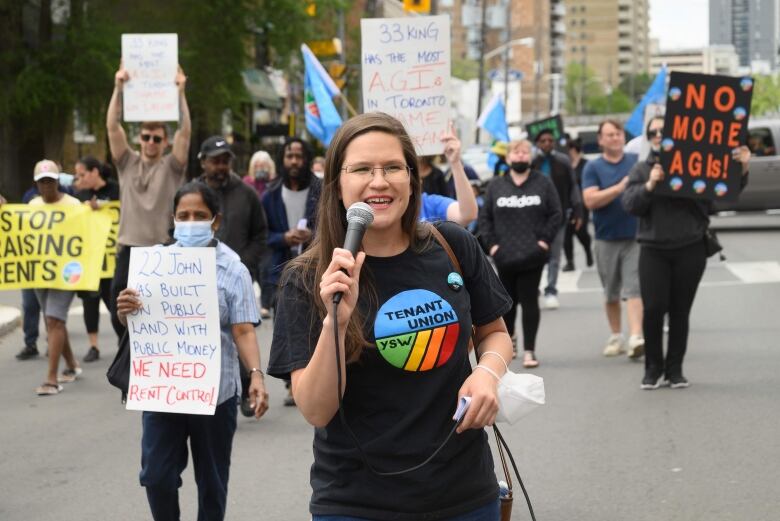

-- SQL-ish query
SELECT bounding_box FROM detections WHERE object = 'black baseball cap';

[198,136,234,159]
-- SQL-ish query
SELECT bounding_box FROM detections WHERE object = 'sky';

[650,0,709,51]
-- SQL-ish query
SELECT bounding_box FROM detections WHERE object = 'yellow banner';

[0,204,111,290]
[99,201,121,279]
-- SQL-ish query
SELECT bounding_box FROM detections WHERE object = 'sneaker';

[602,334,625,356]
[627,335,645,359]
[240,396,255,417]
[260,307,272,319]
[586,251,594,267]
[58,366,83,384]
[283,389,296,407]
[562,263,575,272]
[665,375,690,389]
[83,346,100,363]
[543,294,560,310]
[641,372,663,390]
[16,345,39,360]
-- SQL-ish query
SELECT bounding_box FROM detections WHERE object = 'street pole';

[474,0,489,143]
[338,9,348,120]
[503,0,511,110]
[533,0,542,119]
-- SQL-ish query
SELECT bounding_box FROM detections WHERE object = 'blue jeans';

[21,288,40,347]
[140,398,238,521]
[544,224,566,296]
[313,498,500,521]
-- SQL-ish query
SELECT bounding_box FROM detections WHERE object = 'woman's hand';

[440,123,462,165]
[116,288,143,326]
[248,374,269,419]
[489,244,499,257]
[320,248,366,327]
[732,145,751,174]
[646,164,665,192]
[456,369,499,433]
[537,240,549,251]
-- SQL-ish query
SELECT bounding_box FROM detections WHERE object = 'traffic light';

[403,0,430,13]
[328,62,347,91]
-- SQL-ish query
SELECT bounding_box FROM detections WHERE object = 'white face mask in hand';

[173,219,214,247]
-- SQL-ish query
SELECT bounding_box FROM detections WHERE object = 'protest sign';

[526,115,565,143]
[126,247,221,415]
[99,201,120,279]
[658,72,753,201]
[121,33,179,122]
[0,204,110,291]
[361,16,451,155]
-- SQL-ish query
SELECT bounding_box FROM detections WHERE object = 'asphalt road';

[0,219,778,521]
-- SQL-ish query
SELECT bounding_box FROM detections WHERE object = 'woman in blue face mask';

[115,181,269,521]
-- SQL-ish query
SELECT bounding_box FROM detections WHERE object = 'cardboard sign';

[526,115,564,143]
[0,204,110,290]
[361,16,451,156]
[98,201,120,279]
[121,34,179,122]
[126,247,221,415]
[658,72,753,201]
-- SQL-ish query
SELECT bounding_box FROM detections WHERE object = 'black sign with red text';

[658,72,753,202]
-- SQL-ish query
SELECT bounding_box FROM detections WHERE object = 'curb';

[0,305,22,338]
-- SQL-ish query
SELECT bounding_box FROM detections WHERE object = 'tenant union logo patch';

[374,289,460,372]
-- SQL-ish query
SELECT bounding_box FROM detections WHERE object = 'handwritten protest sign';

[99,201,120,279]
[0,204,110,290]
[126,247,221,415]
[121,33,179,122]
[658,72,753,201]
[361,16,451,155]
[526,115,564,143]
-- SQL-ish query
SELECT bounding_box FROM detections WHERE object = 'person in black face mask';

[479,139,562,367]
[261,137,322,406]
[623,117,751,390]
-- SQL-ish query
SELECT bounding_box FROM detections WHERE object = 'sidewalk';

[0,305,21,338]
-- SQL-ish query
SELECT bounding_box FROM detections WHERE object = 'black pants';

[110,245,131,342]
[80,278,120,336]
[140,398,237,521]
[563,211,592,266]
[497,264,544,351]
[639,241,707,378]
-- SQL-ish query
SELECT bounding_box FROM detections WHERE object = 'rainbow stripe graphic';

[374,289,460,372]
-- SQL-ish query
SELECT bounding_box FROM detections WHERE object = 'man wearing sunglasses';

[105,63,191,339]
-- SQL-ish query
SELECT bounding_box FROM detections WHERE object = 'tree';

[617,72,653,103]
[564,61,604,115]
[750,74,780,116]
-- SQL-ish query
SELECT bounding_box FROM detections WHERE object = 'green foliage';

[452,59,480,80]
[564,61,604,114]
[750,74,780,116]
[617,72,653,103]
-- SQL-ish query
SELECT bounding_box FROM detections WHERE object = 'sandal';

[58,366,83,384]
[523,351,540,369]
[36,382,63,396]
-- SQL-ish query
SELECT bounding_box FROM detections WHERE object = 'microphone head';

[346,202,374,227]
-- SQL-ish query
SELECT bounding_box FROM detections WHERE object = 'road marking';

[724,261,780,283]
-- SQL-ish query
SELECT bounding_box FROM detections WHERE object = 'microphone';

[333,202,374,304]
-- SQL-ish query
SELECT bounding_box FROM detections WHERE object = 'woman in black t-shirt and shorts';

[268,113,514,521]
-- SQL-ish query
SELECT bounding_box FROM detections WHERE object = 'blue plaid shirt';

[171,240,260,405]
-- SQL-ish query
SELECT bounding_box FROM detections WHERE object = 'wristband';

[249,368,264,377]
[480,351,508,372]
[474,364,501,382]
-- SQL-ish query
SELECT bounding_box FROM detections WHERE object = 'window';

[748,128,776,157]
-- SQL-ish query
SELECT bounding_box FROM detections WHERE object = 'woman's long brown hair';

[281,112,431,363]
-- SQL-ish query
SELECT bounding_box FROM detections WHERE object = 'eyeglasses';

[647,129,663,138]
[341,164,411,181]
[140,134,164,144]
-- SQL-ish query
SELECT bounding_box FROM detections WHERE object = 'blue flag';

[625,66,667,138]
[301,44,342,146]
[477,93,510,143]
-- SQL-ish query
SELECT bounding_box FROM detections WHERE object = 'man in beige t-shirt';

[105,64,191,338]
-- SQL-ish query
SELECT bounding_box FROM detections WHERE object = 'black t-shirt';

[268,222,512,520]
[422,166,450,197]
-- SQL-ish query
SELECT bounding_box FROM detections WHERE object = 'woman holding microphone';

[268,113,514,520]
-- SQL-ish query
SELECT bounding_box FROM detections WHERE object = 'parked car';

[716,119,780,212]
